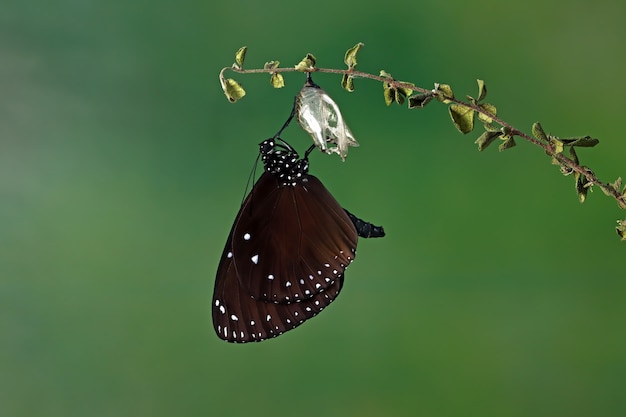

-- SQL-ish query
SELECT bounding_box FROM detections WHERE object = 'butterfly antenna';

[242,151,262,205]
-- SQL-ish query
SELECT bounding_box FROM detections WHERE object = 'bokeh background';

[2,1,626,416]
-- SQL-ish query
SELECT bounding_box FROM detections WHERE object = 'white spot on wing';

[266,314,272,321]
[268,274,274,280]
[251,254,259,264]
[230,314,238,321]
[286,281,292,287]
[243,233,251,241]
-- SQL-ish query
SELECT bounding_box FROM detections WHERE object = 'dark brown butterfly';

[212,138,384,343]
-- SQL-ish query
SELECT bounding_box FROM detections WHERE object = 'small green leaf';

[477,79,487,101]
[393,85,413,105]
[395,89,405,105]
[265,61,284,88]
[477,103,497,124]
[221,77,246,102]
[575,172,589,203]
[559,164,574,176]
[408,93,433,109]
[569,146,579,165]
[344,42,364,68]
[264,61,280,70]
[498,137,516,152]
[383,84,394,106]
[616,219,626,240]
[449,104,475,134]
[550,138,564,154]
[379,70,393,79]
[475,130,501,151]
[234,46,247,69]
[532,122,548,142]
[600,178,622,197]
[483,124,500,132]
[295,53,316,71]
[341,74,355,92]
[560,136,600,147]
[435,83,454,103]
[270,73,284,88]
[398,85,414,98]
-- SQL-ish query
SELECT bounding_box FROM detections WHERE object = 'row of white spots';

[216,290,339,342]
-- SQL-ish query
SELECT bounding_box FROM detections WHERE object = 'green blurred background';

[2,1,626,416]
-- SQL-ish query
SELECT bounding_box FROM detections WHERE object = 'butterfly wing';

[232,173,357,304]
[212,228,344,343]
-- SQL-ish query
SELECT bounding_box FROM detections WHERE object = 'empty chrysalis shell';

[296,75,359,160]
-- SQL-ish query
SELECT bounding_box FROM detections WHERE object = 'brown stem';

[220,65,626,210]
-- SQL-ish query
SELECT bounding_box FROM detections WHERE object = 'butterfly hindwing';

[212,229,344,343]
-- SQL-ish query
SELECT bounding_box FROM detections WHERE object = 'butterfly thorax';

[260,139,309,187]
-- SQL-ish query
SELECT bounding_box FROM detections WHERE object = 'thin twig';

[220,65,626,211]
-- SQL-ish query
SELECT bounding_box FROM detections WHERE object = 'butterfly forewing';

[232,173,357,304]
[212,230,344,343]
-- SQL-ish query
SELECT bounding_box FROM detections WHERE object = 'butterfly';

[212,138,384,342]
